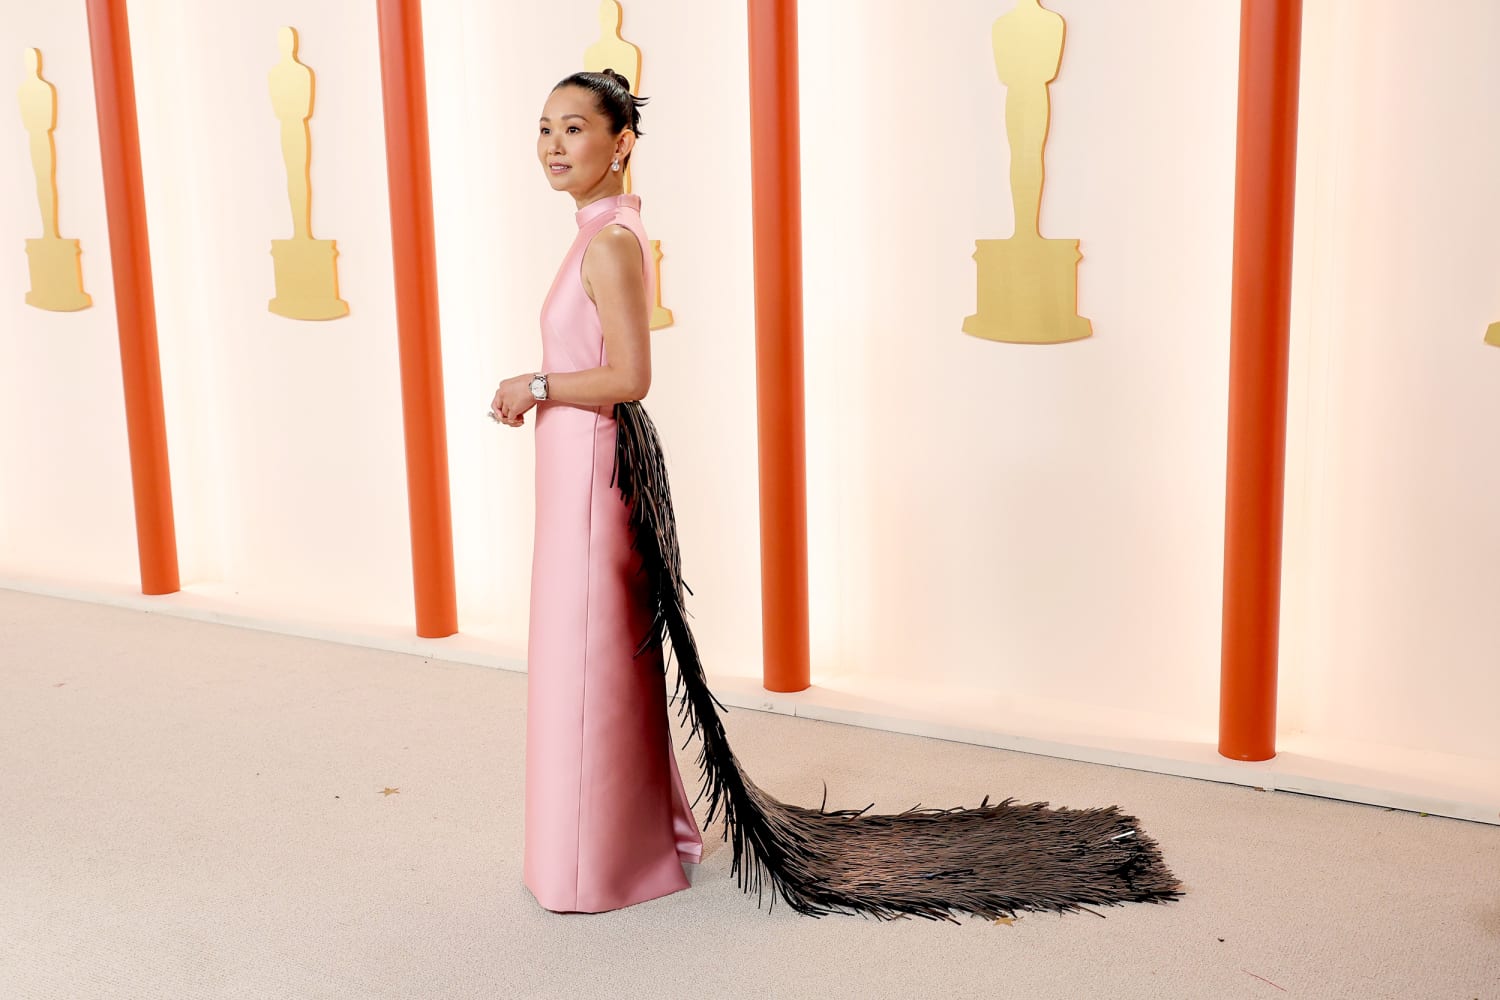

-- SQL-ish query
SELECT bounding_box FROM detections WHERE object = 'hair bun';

[603,67,632,93]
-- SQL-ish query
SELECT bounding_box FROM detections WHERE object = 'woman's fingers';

[486,409,521,427]
[490,376,535,427]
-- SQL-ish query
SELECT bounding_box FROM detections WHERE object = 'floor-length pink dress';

[522,193,704,913]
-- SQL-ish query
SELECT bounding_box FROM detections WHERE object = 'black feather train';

[611,401,1182,924]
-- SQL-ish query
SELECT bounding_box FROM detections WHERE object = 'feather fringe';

[611,401,1182,924]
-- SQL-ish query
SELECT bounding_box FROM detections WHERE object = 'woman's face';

[537,86,630,197]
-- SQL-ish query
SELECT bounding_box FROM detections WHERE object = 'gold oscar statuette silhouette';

[1486,319,1499,348]
[586,0,673,330]
[19,48,90,312]
[268,27,347,320]
[963,0,1091,345]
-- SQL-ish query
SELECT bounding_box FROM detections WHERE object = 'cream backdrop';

[0,0,767,669]
[1281,0,1500,768]
[798,0,1239,740]
[5,0,1496,811]
[0,2,138,586]
[2,0,1237,725]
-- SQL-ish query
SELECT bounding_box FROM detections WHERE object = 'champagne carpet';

[2,588,1496,1000]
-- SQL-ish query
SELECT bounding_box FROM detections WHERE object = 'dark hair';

[552,69,648,168]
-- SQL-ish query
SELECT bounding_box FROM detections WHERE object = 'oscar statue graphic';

[963,0,1091,345]
[268,27,348,320]
[586,0,673,330]
[19,47,91,312]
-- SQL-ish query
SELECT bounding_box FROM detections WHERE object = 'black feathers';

[611,401,1181,923]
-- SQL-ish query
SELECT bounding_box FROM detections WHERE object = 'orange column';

[746,0,810,692]
[376,0,458,639]
[85,0,180,596]
[1219,0,1304,761]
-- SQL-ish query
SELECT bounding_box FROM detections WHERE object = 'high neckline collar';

[575,192,640,229]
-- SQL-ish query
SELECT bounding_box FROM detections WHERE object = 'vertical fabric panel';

[746,0,810,691]
[1219,0,1304,761]
[376,0,458,638]
[84,0,179,595]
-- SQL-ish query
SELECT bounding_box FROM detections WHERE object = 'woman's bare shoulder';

[583,223,646,273]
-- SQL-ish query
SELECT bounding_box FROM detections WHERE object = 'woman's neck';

[572,183,626,212]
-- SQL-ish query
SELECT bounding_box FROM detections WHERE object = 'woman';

[495,71,1180,923]
[491,69,702,913]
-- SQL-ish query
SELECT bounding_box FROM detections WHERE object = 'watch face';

[530,377,546,399]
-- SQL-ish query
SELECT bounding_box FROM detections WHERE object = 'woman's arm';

[493,224,650,424]
[551,225,652,403]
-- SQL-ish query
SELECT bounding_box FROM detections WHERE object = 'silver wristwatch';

[528,373,549,401]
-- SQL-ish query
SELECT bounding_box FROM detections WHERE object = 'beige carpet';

[1,587,1496,1000]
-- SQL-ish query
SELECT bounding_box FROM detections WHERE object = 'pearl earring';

[611,159,621,172]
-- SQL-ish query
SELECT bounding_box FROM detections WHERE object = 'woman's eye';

[539,127,549,135]
[567,126,580,134]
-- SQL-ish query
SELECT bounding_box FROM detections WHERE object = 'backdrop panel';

[0,3,138,587]
[799,0,1240,737]
[127,0,414,626]
[1282,0,1500,765]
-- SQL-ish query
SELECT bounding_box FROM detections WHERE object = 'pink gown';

[522,192,704,912]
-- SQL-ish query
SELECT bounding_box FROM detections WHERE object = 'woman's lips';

[549,163,570,173]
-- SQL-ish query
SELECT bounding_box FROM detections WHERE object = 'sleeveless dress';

[522,196,1179,924]
[522,192,704,913]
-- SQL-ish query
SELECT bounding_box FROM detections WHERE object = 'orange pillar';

[376,0,458,639]
[746,0,810,692]
[1219,0,1303,761]
[85,0,180,596]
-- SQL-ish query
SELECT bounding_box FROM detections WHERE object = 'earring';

[611,159,621,172]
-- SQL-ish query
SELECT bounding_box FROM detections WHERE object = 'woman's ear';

[617,129,636,161]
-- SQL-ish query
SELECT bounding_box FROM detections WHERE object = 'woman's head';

[538,69,649,198]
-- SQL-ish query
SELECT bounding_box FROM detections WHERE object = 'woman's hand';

[491,374,538,427]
